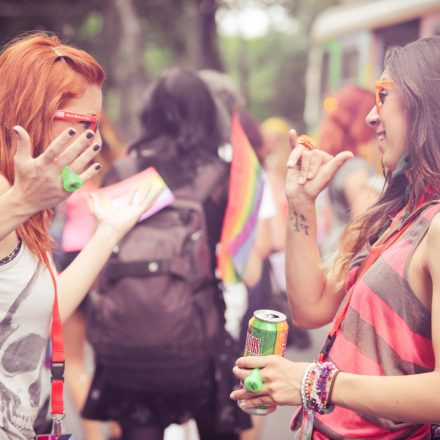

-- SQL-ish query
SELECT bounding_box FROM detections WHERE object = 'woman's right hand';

[285,129,353,206]
[230,355,309,409]
[9,125,101,215]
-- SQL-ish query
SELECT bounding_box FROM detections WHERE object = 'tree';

[196,0,224,70]
[112,0,148,136]
[0,0,339,136]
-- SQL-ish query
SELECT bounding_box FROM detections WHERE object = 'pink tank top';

[313,204,440,439]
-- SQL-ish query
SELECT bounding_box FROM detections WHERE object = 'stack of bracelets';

[300,361,339,414]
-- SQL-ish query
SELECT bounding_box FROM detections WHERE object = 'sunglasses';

[54,110,100,132]
[375,80,394,112]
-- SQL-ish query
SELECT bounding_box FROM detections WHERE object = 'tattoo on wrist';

[290,211,310,235]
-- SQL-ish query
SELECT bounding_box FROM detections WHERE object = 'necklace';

[0,240,22,266]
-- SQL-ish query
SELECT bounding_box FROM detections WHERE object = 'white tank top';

[0,242,54,439]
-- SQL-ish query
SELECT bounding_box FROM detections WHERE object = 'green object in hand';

[62,166,83,192]
[244,368,263,392]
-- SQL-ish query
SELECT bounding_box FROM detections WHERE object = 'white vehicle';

[304,0,440,131]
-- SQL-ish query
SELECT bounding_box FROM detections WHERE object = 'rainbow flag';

[218,114,265,283]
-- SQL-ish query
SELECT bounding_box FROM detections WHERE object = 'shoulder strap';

[111,155,141,182]
[173,160,228,208]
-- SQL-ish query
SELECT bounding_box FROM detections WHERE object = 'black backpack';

[87,156,229,392]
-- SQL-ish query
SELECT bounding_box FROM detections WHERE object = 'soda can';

[239,309,289,415]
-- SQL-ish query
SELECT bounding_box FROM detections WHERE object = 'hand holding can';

[239,309,289,415]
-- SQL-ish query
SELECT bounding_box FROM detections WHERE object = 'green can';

[244,309,289,357]
[240,309,289,415]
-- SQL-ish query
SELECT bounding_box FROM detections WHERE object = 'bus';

[304,0,440,131]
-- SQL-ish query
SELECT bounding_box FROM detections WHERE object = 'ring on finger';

[61,166,83,192]
[297,134,317,151]
[244,368,263,392]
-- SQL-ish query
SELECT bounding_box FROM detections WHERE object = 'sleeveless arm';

[285,199,346,328]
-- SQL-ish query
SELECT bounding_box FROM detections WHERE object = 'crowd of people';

[0,29,439,440]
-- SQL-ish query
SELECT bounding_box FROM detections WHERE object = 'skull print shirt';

[0,241,54,440]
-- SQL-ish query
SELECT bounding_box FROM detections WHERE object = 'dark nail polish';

[68,129,76,136]
[93,144,101,151]
[86,131,94,139]
[95,163,101,171]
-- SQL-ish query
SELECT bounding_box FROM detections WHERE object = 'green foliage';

[220,29,308,128]
[0,0,338,135]
[78,11,103,39]
[143,46,174,77]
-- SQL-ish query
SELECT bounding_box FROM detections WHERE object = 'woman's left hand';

[230,355,309,410]
[90,185,163,242]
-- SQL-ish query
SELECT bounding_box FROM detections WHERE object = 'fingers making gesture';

[285,130,354,204]
[10,125,101,215]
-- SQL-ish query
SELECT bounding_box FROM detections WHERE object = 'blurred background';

[2,1,440,439]
[4,0,439,142]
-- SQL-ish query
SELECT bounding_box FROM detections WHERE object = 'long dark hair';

[130,67,222,178]
[331,36,440,285]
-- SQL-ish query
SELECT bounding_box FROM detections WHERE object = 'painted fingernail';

[94,163,101,171]
[86,131,94,139]
[298,176,305,184]
[287,161,294,167]
[68,128,76,136]
[12,127,19,135]
[93,144,101,151]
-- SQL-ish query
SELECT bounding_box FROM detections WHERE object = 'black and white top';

[0,242,53,439]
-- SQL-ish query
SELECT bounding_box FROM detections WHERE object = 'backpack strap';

[109,155,141,182]
[173,160,228,206]
[106,256,193,282]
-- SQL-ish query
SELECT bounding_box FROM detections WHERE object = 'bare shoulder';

[425,212,440,276]
[407,211,440,310]
[426,212,440,244]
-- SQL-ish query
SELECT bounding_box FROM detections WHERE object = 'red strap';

[42,254,65,417]
[318,201,423,362]
[51,380,64,415]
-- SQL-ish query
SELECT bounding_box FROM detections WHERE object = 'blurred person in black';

[82,67,251,440]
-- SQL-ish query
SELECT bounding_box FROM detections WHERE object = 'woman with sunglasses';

[0,32,161,440]
[231,36,440,439]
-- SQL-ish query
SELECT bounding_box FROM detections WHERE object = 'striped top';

[313,203,440,440]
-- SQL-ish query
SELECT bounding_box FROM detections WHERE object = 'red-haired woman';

[0,33,160,440]
[318,85,383,261]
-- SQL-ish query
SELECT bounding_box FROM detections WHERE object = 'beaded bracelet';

[300,363,315,409]
[300,361,339,414]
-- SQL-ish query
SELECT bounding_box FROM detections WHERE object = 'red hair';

[0,32,105,260]
[319,85,375,155]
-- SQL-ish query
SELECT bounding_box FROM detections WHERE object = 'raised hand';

[230,355,309,410]
[9,125,101,215]
[285,129,354,205]
[89,185,163,243]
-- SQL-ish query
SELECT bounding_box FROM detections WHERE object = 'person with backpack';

[83,67,251,440]
[231,36,440,439]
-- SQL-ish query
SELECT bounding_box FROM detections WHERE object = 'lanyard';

[41,254,65,429]
[318,198,436,362]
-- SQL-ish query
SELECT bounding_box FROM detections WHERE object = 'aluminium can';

[239,309,289,415]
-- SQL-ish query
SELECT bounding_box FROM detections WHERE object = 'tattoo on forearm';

[290,211,310,235]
